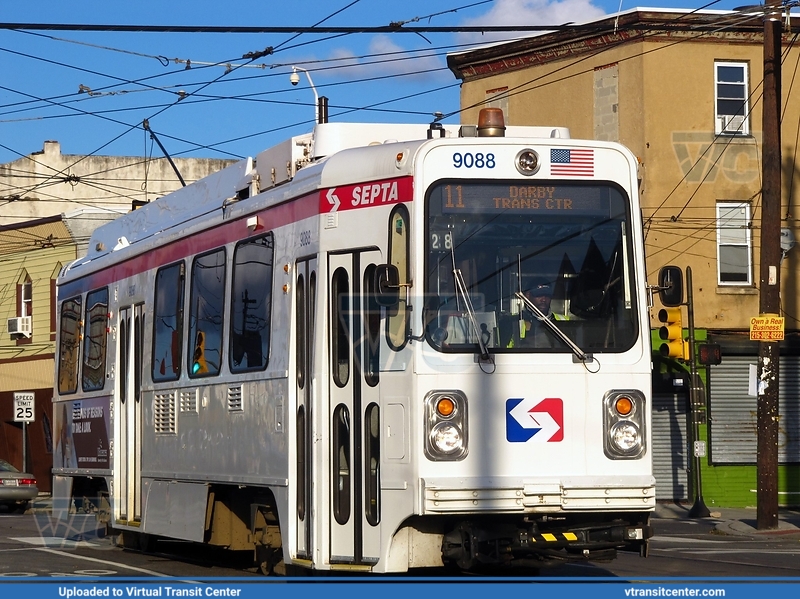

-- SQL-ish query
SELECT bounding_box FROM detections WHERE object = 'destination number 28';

[452,152,495,169]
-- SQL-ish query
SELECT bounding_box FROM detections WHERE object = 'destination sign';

[437,183,612,216]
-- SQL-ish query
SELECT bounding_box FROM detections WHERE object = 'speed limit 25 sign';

[13,392,35,423]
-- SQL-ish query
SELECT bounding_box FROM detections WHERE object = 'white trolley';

[53,109,654,573]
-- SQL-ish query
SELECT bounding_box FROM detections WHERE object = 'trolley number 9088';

[453,152,495,169]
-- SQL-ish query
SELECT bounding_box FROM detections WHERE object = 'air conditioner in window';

[7,316,32,338]
[720,115,746,134]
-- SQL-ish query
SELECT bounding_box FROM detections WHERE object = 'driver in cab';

[519,277,568,348]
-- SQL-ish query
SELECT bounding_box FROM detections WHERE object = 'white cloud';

[458,0,608,45]
[313,1,610,89]
[322,35,447,82]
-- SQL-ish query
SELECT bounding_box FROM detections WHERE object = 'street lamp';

[290,66,319,124]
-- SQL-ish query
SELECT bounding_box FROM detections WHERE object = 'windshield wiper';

[515,291,593,363]
[447,230,490,361]
[454,268,490,361]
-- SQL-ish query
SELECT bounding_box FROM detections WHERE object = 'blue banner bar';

[2,579,800,599]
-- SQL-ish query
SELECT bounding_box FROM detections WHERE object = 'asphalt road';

[2,507,800,579]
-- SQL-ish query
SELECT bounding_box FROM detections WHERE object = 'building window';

[15,273,32,344]
[717,202,752,285]
[715,62,749,135]
[20,275,32,317]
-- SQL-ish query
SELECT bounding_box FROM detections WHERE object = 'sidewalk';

[655,501,800,538]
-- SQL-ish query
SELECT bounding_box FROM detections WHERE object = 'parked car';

[0,459,38,512]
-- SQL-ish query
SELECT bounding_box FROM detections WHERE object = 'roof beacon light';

[477,108,506,137]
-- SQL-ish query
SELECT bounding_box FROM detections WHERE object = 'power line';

[1,22,742,34]
[0,7,792,237]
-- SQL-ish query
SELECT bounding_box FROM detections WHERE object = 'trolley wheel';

[256,546,285,576]
[138,532,156,553]
[118,530,156,553]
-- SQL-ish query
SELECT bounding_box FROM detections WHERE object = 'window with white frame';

[717,202,752,285]
[715,62,749,135]
[19,275,32,317]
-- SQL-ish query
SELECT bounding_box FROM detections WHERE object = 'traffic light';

[697,343,722,366]
[192,331,208,374]
[658,307,689,360]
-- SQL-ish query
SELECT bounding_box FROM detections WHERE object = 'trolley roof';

[61,119,571,284]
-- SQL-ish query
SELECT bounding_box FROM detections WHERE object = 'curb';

[714,519,800,538]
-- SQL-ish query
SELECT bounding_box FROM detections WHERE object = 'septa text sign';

[320,176,413,213]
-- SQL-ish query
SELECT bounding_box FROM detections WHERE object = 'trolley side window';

[230,233,274,373]
[331,267,350,387]
[363,264,380,387]
[386,205,410,351]
[58,295,82,395]
[189,248,226,378]
[82,287,109,392]
[296,272,306,390]
[364,402,380,526]
[332,403,351,525]
[152,262,185,382]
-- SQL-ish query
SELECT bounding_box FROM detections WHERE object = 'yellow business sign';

[750,314,785,341]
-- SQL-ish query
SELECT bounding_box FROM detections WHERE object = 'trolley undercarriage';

[441,513,652,570]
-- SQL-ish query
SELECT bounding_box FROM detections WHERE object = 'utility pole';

[757,1,782,530]
[686,267,710,518]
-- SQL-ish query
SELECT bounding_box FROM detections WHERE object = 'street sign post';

[13,392,34,473]
[13,392,35,423]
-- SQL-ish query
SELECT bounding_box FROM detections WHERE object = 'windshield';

[0,459,20,473]
[424,180,638,353]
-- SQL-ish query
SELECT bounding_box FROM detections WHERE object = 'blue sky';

[0,1,749,165]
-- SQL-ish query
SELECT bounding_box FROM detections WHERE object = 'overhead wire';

[443,5,792,254]
[430,7,777,262]
[646,3,800,231]
[0,7,633,167]
[0,14,516,128]
[0,0,383,225]
[0,48,259,200]
[0,8,713,134]
[0,19,684,151]
[271,0,362,53]
[5,3,800,321]
[0,4,794,223]
[0,3,473,196]
[0,1,411,197]
[664,27,800,225]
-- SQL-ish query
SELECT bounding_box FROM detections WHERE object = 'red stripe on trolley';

[59,191,319,298]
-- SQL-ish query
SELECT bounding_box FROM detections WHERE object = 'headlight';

[515,148,540,175]
[431,422,464,454]
[610,421,641,453]
[424,390,468,461]
[603,390,646,459]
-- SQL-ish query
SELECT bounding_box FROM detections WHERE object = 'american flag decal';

[550,148,594,176]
